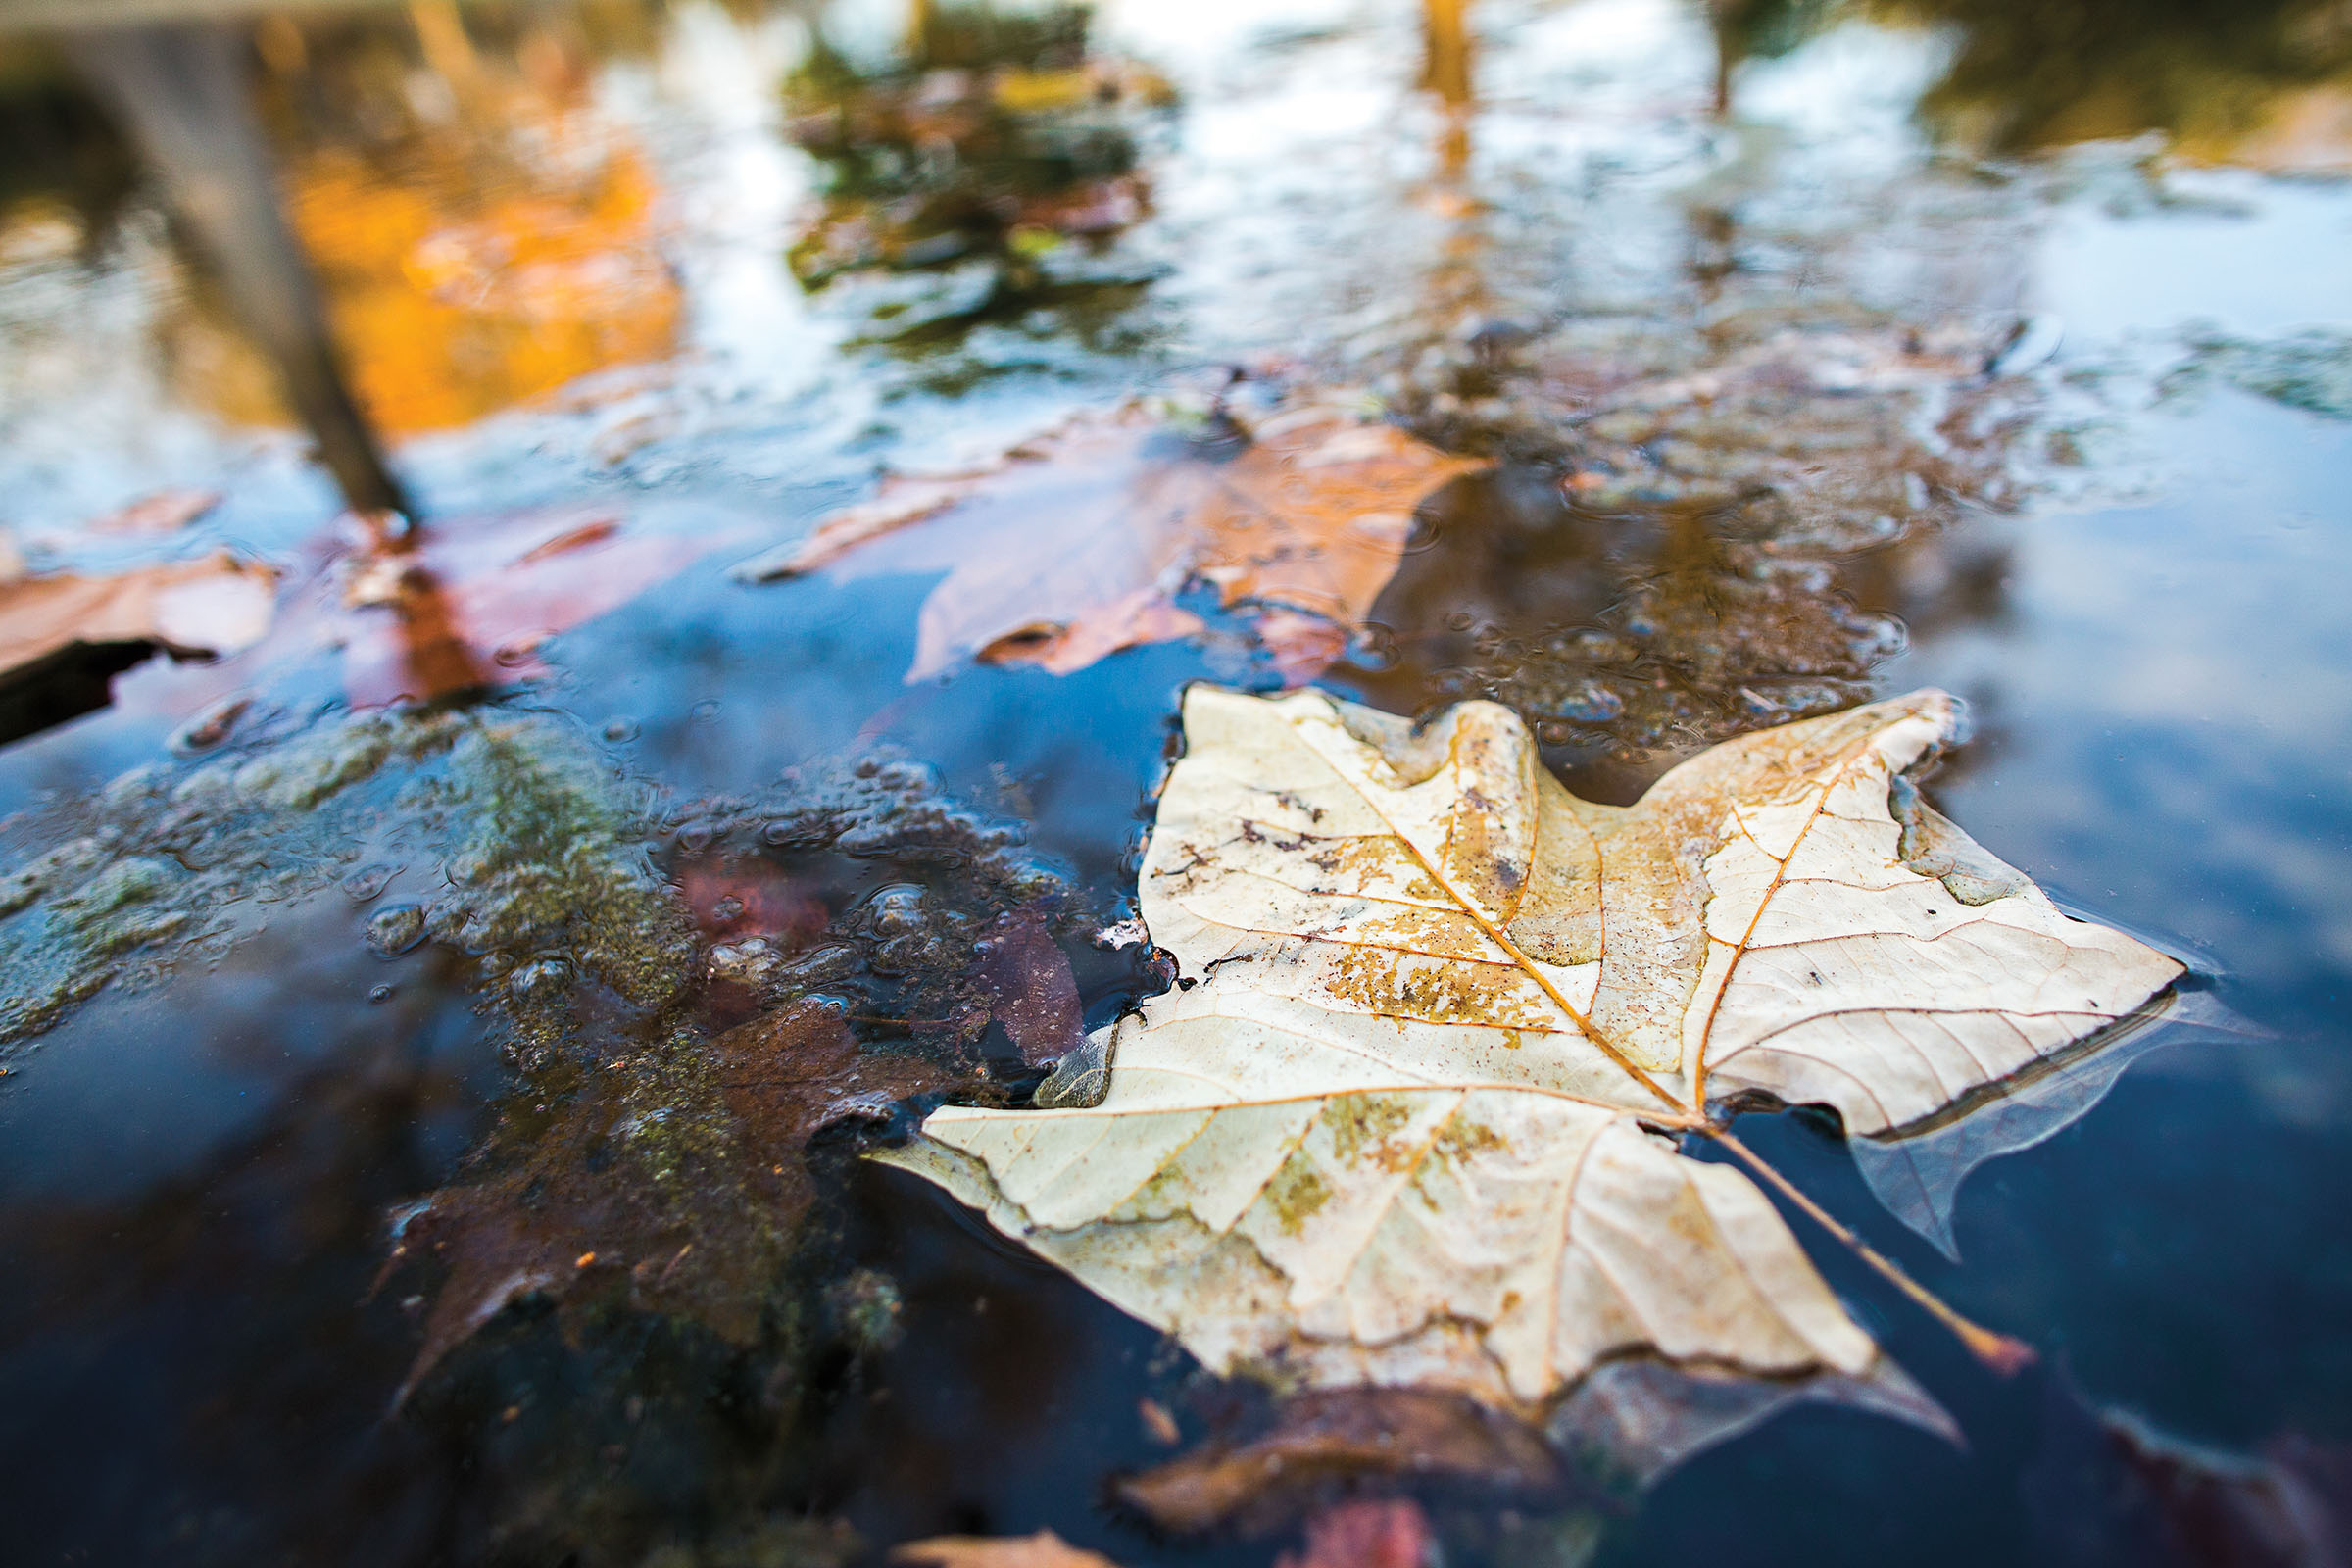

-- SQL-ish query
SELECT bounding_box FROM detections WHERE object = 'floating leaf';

[331,507,741,704]
[0,551,277,686]
[891,1531,1126,1568]
[745,401,1485,683]
[80,488,223,537]
[1115,1389,1561,1534]
[877,688,2181,1426]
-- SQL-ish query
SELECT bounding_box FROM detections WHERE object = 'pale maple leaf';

[877,687,2182,1425]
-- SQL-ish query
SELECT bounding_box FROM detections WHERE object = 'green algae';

[1326,1092,1417,1168]
[0,692,1093,1567]
[1265,1156,1333,1236]
[2179,329,2352,421]
[0,702,683,1058]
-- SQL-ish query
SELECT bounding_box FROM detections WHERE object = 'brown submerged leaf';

[746,399,1485,683]
[973,904,1086,1068]
[334,506,737,704]
[890,1530,1126,1568]
[878,687,2181,1449]
[1115,1389,1561,1535]
[2029,1371,2352,1568]
[82,488,224,537]
[1118,1358,1952,1534]
[390,1001,952,1392]
[1276,1498,1436,1568]
[0,551,278,686]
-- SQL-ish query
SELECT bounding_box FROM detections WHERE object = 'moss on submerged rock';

[0,693,1096,1567]
[0,702,696,1058]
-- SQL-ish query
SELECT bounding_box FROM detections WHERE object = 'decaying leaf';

[877,688,2181,1429]
[390,1001,953,1392]
[2027,1370,2352,1568]
[89,508,743,715]
[82,487,223,536]
[332,507,738,704]
[342,736,1082,1401]
[973,904,1087,1068]
[1115,1389,1561,1534]
[890,1530,1125,1568]
[1275,1498,1435,1568]
[0,551,278,686]
[745,400,1485,683]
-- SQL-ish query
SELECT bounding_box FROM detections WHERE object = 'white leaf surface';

[877,687,2182,1414]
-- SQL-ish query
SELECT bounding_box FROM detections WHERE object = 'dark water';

[2,1,2350,1564]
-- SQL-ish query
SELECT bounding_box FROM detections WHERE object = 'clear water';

[1,1,2349,1563]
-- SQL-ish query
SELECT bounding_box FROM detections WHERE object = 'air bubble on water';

[365,903,426,958]
[341,863,398,902]
[616,1106,673,1140]
[836,823,895,856]
[689,700,722,723]
[509,956,574,1001]
[1853,615,1909,660]
[1550,683,1625,723]
[866,884,926,935]
[368,983,395,1004]
[602,717,641,744]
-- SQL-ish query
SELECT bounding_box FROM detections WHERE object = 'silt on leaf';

[875,687,2182,1467]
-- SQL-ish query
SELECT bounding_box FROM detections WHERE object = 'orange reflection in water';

[280,81,679,436]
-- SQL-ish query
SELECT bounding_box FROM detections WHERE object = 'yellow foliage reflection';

[1872,0,2352,163]
[265,13,679,436]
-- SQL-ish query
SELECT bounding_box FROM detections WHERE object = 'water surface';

[2,1,2349,1563]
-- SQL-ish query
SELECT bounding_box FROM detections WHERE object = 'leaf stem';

[1707,1129,2035,1377]
[1461,920,1693,1113]
[1304,713,2034,1376]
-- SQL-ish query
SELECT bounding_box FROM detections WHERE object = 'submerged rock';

[0,696,1099,1565]
[2179,328,2352,420]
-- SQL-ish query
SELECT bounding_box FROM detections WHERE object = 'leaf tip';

[1966,1327,2038,1379]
